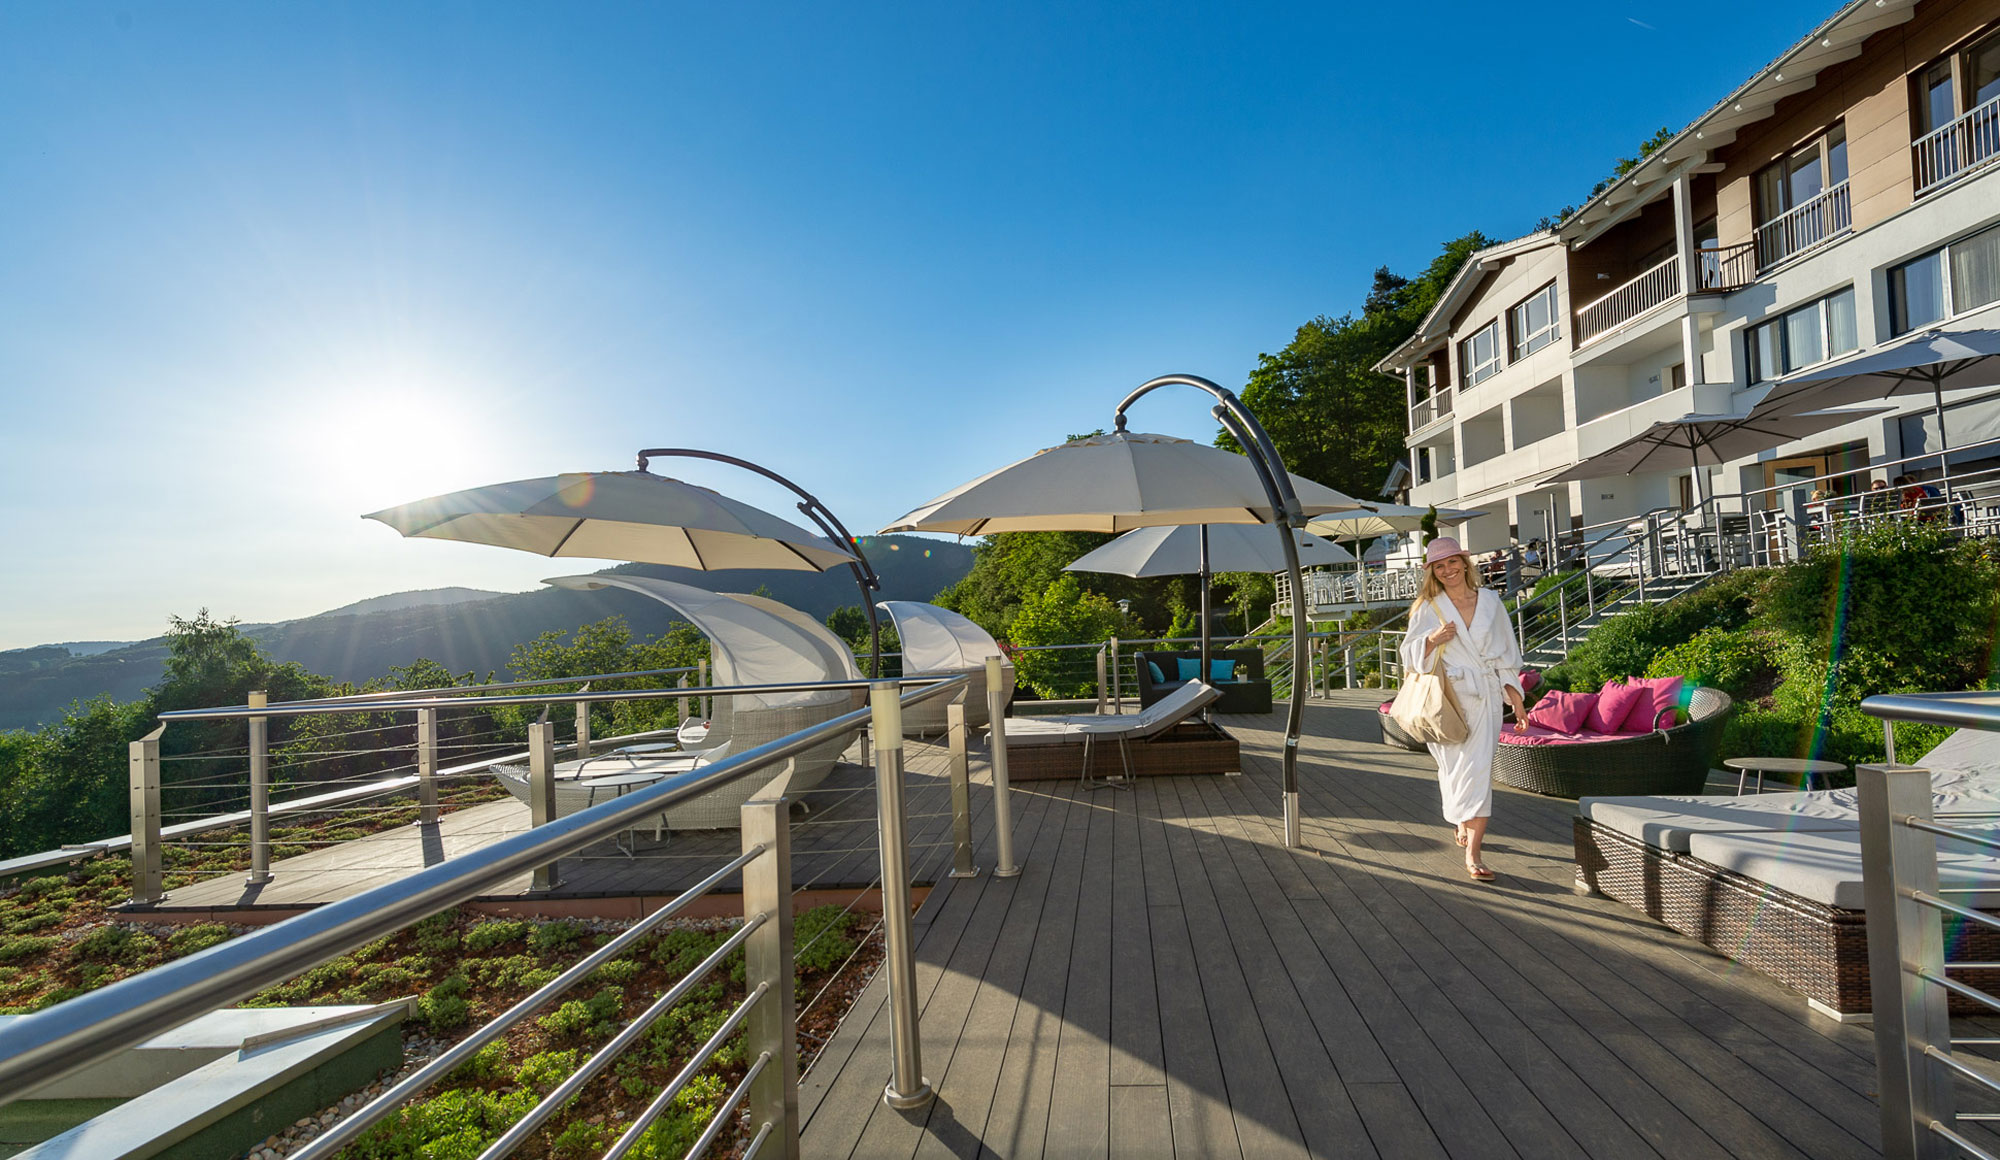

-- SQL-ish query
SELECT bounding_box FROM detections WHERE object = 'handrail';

[0,673,970,1099]
[156,676,902,721]
[252,665,704,709]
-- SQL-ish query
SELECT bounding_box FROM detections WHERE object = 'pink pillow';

[1526,690,1596,734]
[1588,680,1647,733]
[1621,676,1684,732]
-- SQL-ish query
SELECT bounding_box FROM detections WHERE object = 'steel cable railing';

[1859,689,2000,1160]
[0,672,993,1160]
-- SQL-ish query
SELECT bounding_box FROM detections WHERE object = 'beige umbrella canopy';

[883,430,1363,535]
[1065,522,1355,576]
[363,470,859,572]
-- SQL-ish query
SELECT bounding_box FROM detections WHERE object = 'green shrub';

[449,1039,510,1084]
[514,1049,580,1094]
[649,929,727,976]
[1645,627,1779,698]
[346,1086,537,1160]
[413,910,462,955]
[5,913,60,934]
[419,974,472,1030]
[591,958,642,985]
[552,1120,613,1159]
[71,926,159,966]
[1553,570,1760,693]
[463,921,529,953]
[539,986,623,1041]
[528,920,584,956]
[17,877,65,898]
[166,924,232,957]
[793,906,856,973]
[620,1074,728,1160]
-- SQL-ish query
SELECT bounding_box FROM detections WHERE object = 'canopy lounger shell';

[875,601,1016,736]
[491,575,866,830]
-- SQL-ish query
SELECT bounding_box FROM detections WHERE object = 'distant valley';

[0,536,973,730]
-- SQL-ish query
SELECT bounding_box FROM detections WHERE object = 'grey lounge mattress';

[1578,725,2000,908]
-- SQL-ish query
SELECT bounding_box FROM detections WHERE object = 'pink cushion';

[1519,670,1542,693]
[1500,726,1631,747]
[1621,676,1684,732]
[1525,690,1595,734]
[1588,680,1646,733]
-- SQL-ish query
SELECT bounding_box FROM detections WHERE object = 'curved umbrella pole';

[635,448,884,678]
[1114,374,1312,850]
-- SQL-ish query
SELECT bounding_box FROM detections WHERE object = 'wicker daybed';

[1574,774,2000,1017]
[1494,687,1732,798]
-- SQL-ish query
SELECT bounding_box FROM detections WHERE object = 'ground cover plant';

[0,853,883,1159]
[1537,523,2000,779]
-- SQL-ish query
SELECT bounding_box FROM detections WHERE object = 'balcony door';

[1755,125,1848,267]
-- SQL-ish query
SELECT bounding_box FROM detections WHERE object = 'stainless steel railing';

[1859,689,2000,1160]
[0,672,990,1159]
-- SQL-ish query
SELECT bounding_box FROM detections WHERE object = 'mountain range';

[0,535,974,730]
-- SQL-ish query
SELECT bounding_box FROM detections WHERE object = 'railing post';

[574,683,591,761]
[1343,644,1355,689]
[128,725,165,905]
[678,673,690,727]
[1095,647,1108,715]
[1859,763,1955,1160]
[947,701,978,879]
[740,796,801,1158]
[415,707,440,826]
[870,681,934,1110]
[1557,585,1570,655]
[1110,637,1121,714]
[246,691,273,886]
[985,655,1020,878]
[528,720,561,892]
[698,658,711,720]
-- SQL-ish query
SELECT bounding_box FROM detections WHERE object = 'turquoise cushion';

[1175,657,1202,681]
[1147,660,1166,684]
[1210,659,1237,682]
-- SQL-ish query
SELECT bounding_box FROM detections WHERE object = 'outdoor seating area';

[1573,725,2000,1018]
[1493,686,1733,799]
[1134,648,1271,715]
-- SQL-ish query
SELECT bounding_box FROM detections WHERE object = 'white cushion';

[1685,828,2000,910]
[1580,793,1859,853]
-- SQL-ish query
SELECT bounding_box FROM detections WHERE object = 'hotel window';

[1459,320,1502,387]
[1913,30,2000,193]
[1890,221,2000,335]
[1746,287,1858,383]
[1508,284,1560,359]
[1754,123,1849,266]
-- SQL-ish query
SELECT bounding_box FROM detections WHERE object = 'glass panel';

[1950,224,2000,314]
[1787,146,1824,206]
[1750,320,1782,383]
[1785,300,1825,369]
[1756,163,1787,222]
[1921,60,1957,135]
[1892,250,1947,334]
[1972,35,2000,109]
[1825,123,1848,187]
[1826,288,1858,357]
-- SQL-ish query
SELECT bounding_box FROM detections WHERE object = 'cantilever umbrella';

[1065,522,1353,576]
[364,470,858,571]
[1540,405,1893,494]
[1757,328,2000,487]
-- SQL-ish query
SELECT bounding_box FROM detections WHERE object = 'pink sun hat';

[1424,537,1472,566]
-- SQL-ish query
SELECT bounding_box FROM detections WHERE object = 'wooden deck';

[799,691,1936,1160]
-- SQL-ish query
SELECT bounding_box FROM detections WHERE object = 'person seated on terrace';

[1897,474,1944,523]
[1864,478,1894,521]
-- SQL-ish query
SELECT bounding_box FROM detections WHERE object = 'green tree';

[1225,233,1489,500]
[1005,576,1133,698]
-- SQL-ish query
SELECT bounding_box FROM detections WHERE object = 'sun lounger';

[995,681,1229,786]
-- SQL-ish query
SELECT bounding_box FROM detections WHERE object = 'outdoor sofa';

[1135,648,1271,715]
[1573,726,2000,1017]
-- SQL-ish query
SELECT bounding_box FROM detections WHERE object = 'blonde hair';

[1409,552,1480,617]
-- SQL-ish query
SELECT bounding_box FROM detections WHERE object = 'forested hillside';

[0,536,971,729]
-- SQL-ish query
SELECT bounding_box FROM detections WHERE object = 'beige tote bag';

[1390,602,1469,745]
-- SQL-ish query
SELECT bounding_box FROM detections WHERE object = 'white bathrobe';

[1398,588,1525,824]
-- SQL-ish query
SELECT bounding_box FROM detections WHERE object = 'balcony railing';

[1409,386,1452,430]
[1755,180,1851,270]
[1914,94,2000,197]
[1694,241,1757,293]
[1576,255,1680,345]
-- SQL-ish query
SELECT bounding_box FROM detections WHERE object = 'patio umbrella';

[364,470,857,571]
[1758,328,2000,487]
[1304,503,1486,606]
[882,374,1368,850]
[1063,523,1354,577]
[1540,406,1893,494]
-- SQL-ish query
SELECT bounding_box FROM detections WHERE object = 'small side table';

[1724,756,1847,795]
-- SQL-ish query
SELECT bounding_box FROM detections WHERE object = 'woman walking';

[1397,537,1526,882]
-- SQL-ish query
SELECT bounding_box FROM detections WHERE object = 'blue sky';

[0,0,1836,648]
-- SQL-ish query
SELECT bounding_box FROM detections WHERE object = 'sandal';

[1467,863,1497,882]
[1455,832,1469,847]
